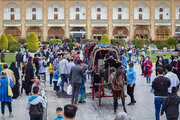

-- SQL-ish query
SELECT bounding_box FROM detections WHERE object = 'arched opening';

[155,26,170,40]
[134,26,150,39]
[32,8,36,12]
[10,8,14,12]
[4,27,21,41]
[70,27,86,43]
[26,27,43,41]
[48,27,64,40]
[159,8,163,12]
[118,8,122,12]
[139,8,142,12]
[97,8,101,12]
[76,8,80,12]
[91,27,107,40]
[54,8,58,12]
[113,27,128,39]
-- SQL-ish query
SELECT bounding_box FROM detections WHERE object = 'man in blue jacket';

[125,63,136,105]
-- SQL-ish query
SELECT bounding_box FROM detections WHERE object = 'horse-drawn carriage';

[90,44,127,113]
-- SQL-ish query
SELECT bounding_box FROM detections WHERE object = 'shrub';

[111,39,125,46]
[154,40,170,49]
[100,34,111,44]
[133,39,150,49]
[9,42,21,52]
[68,42,74,49]
[167,37,178,48]
[41,41,50,45]
[0,34,8,50]
[49,39,62,44]
[18,38,26,44]
[27,32,39,52]
[7,34,16,50]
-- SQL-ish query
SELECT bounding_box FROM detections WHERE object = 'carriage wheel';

[98,87,101,106]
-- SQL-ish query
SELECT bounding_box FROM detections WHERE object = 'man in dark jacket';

[69,60,86,104]
[161,87,180,120]
[0,49,5,63]
[152,66,171,120]
[16,50,22,70]
[163,55,169,66]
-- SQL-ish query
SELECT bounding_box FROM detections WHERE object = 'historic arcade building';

[0,0,180,41]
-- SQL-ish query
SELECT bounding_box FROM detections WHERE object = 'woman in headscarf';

[23,57,34,95]
[143,56,153,85]
[9,62,19,99]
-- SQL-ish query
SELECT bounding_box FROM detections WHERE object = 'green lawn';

[0,53,15,66]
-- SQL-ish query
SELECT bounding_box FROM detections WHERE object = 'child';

[53,69,60,91]
[26,86,46,120]
[48,63,54,87]
[161,87,180,120]
[125,63,136,105]
[54,107,64,120]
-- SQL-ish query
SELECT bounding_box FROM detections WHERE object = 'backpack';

[29,103,44,118]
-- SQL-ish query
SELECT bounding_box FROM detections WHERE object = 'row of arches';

[3,26,172,41]
[4,3,180,21]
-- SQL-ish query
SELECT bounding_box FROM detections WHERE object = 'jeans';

[72,83,81,104]
[146,75,151,84]
[136,55,139,63]
[61,74,67,91]
[128,53,132,62]
[53,81,60,91]
[1,102,12,114]
[30,116,43,120]
[39,73,46,81]
[50,74,53,85]
[17,62,21,70]
[154,97,167,120]
[127,84,135,103]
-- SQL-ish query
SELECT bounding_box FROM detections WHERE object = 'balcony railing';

[70,19,86,22]
[48,19,64,22]
[134,19,150,21]
[113,19,129,22]
[155,19,170,22]
[26,19,42,22]
[91,19,108,22]
[3,20,21,22]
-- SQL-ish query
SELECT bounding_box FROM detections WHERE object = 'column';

[21,0,26,38]
[86,0,91,39]
[65,0,70,38]
[150,0,155,40]
[108,0,112,39]
[0,0,3,35]
[129,0,134,41]
[171,0,175,37]
[43,0,48,41]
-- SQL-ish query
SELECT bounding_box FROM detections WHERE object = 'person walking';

[9,62,20,99]
[140,55,145,76]
[58,55,68,92]
[0,49,5,63]
[48,62,54,87]
[172,56,180,87]
[33,54,39,75]
[69,60,86,104]
[152,66,171,120]
[2,64,15,85]
[128,48,132,62]
[135,49,139,63]
[164,64,179,93]
[26,86,46,120]
[143,56,153,85]
[15,50,22,70]
[39,57,47,81]
[0,71,14,119]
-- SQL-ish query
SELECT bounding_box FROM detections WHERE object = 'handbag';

[8,79,13,97]
[57,77,62,86]
[67,85,72,95]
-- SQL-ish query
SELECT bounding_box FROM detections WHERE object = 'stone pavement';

[3,63,179,120]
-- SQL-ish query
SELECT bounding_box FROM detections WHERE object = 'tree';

[7,34,16,50]
[100,34,111,44]
[18,38,26,44]
[167,37,178,49]
[0,34,8,50]
[27,32,39,52]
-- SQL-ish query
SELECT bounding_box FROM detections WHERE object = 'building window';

[32,8,36,12]
[118,14,122,20]
[54,14,58,20]
[10,8,14,12]
[139,14,142,20]
[97,14,101,19]
[139,8,142,12]
[97,8,101,12]
[10,14,15,20]
[54,8,58,12]
[159,8,163,12]
[160,14,163,20]
[118,8,122,12]
[76,14,79,20]
[32,14,36,20]
[76,8,80,12]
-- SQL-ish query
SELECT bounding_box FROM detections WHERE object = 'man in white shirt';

[165,64,179,93]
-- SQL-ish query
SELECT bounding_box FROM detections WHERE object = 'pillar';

[0,0,3,35]
[86,0,91,39]
[150,0,155,40]
[108,0,112,39]
[171,0,175,37]
[21,0,26,38]
[65,0,70,38]
[129,0,134,41]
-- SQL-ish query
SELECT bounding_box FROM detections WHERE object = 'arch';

[54,7,58,12]
[118,8,122,12]
[10,8,14,12]
[176,5,180,20]
[91,27,107,40]
[139,8,142,12]
[155,26,170,40]
[91,3,107,20]
[134,3,150,20]
[113,27,128,39]
[26,27,43,41]
[70,3,86,20]
[48,27,64,39]
[4,3,20,20]
[97,8,101,12]
[48,3,64,20]
[4,27,21,41]
[159,8,163,12]
[26,3,42,20]
[76,7,80,12]
[155,3,170,20]
[113,3,129,20]
[134,26,150,39]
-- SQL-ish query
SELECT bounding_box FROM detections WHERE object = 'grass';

[0,53,15,66]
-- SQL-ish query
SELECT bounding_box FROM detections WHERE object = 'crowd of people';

[0,43,180,120]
